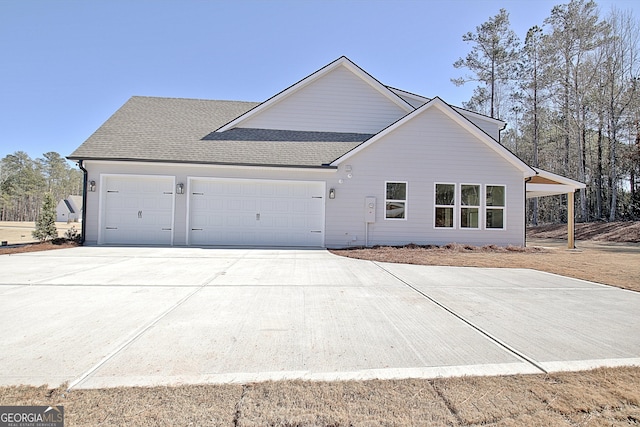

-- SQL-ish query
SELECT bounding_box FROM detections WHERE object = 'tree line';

[4,1,639,227]
[0,151,82,222]
[453,0,640,224]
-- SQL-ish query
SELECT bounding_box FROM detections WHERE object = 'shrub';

[64,225,81,242]
[32,193,57,242]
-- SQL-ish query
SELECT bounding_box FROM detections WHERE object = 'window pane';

[486,208,504,228]
[386,201,405,219]
[435,184,455,206]
[461,185,480,206]
[486,186,505,207]
[386,182,406,200]
[461,207,479,228]
[435,207,454,227]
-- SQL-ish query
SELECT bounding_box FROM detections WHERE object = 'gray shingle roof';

[203,128,374,142]
[63,199,74,213]
[68,96,371,167]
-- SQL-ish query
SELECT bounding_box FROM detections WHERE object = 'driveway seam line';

[372,261,548,375]
[66,263,236,391]
[30,257,132,285]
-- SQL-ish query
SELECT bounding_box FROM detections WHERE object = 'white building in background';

[56,195,82,222]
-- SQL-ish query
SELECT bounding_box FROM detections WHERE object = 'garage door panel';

[101,176,174,245]
[243,200,257,211]
[188,179,324,247]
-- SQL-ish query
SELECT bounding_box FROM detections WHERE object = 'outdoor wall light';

[329,188,336,199]
[176,183,184,194]
[89,180,96,192]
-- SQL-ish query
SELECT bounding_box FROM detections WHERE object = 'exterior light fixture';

[89,180,96,192]
[176,183,184,194]
[329,188,336,199]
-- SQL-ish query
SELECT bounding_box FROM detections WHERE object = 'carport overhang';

[526,168,587,249]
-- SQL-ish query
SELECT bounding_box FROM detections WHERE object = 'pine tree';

[452,8,520,119]
[32,192,57,242]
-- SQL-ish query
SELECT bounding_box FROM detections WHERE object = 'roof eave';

[532,167,587,189]
[67,156,338,170]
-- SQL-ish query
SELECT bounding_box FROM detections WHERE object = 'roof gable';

[67,195,83,211]
[331,97,535,176]
[217,56,414,134]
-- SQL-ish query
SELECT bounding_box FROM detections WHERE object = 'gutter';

[77,159,88,245]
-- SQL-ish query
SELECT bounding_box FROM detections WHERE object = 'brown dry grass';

[1,368,639,426]
[0,221,79,245]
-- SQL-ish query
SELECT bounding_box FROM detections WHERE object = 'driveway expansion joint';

[372,261,548,375]
[66,258,241,391]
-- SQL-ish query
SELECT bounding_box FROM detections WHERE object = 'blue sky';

[1,0,639,162]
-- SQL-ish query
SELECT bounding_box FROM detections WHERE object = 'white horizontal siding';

[241,66,408,133]
[394,93,427,109]
[83,106,525,248]
[392,90,503,140]
[83,161,333,246]
[324,107,526,247]
[456,112,502,141]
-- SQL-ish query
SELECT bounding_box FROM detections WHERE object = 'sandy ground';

[1,221,639,425]
[0,221,79,245]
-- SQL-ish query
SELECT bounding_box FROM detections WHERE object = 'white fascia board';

[83,159,337,173]
[331,97,535,177]
[387,87,505,128]
[451,106,506,128]
[386,87,430,106]
[216,56,413,133]
[532,167,587,189]
[340,60,415,112]
[526,184,577,198]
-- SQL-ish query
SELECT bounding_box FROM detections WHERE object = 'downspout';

[78,160,88,245]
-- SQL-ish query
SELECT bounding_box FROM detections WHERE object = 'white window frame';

[460,183,481,230]
[434,182,456,229]
[385,181,408,220]
[485,184,506,230]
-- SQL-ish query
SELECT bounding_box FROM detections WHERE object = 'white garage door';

[100,175,174,245]
[188,178,325,247]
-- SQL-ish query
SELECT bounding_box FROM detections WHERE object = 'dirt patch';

[528,220,640,243]
[331,241,640,292]
[0,240,79,255]
[2,368,639,426]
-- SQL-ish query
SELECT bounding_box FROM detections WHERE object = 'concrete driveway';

[1,247,638,389]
